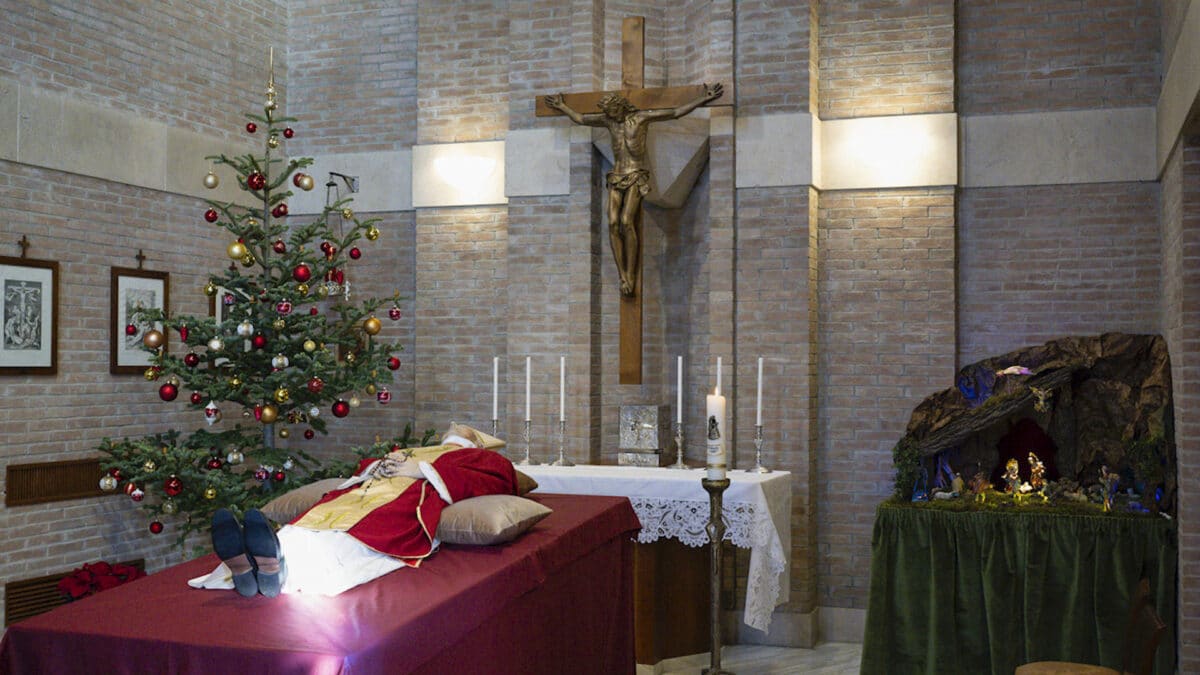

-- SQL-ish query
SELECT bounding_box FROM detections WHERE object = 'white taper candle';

[676,355,683,424]
[559,356,565,421]
[492,357,499,420]
[524,357,531,422]
[756,357,764,426]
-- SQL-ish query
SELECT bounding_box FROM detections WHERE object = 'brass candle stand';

[515,419,534,465]
[702,477,734,675]
[670,421,687,469]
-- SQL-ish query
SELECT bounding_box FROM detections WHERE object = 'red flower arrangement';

[57,561,146,601]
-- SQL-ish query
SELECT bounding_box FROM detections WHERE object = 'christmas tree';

[98,53,406,546]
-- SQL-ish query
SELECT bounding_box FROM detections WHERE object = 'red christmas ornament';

[376,389,391,405]
[276,300,293,315]
[130,489,145,503]
[158,383,179,401]
[163,475,184,497]
[190,392,203,405]
[178,324,189,342]
[387,356,401,370]
[149,521,164,534]
[307,377,324,394]
[204,208,219,223]
[109,468,122,480]
[320,241,332,253]
[333,269,345,285]
[246,122,257,134]
[124,323,137,336]
[324,246,337,261]
[124,482,138,496]
[292,172,306,188]
[272,470,286,483]
[271,203,289,218]
[184,352,200,367]
[292,264,311,283]
[304,429,315,440]
[349,247,361,260]
[252,334,268,349]
[272,239,287,254]
[253,404,264,421]
[254,467,270,481]
[283,127,294,139]
[388,306,402,321]
[247,172,266,190]
[332,400,350,418]
[206,457,223,470]
[309,307,319,316]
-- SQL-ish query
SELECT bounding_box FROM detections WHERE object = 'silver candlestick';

[515,419,534,465]
[491,418,499,442]
[550,419,573,466]
[702,477,734,675]
[752,424,771,473]
[670,421,688,469]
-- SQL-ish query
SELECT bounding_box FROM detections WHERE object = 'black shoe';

[243,509,286,598]
[212,508,258,597]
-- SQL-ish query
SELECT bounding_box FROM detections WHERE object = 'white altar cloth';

[518,464,791,633]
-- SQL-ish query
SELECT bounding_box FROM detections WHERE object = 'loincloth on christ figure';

[606,168,650,196]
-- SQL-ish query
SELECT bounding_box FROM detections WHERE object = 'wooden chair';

[1015,578,1167,675]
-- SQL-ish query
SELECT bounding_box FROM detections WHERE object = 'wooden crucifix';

[537,16,727,384]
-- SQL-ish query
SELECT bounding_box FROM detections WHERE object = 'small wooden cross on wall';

[536,17,729,384]
[17,235,31,258]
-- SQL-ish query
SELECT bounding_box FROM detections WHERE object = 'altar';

[520,465,791,641]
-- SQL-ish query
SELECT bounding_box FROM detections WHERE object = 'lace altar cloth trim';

[629,497,785,633]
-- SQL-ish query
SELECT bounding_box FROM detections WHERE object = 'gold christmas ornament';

[365,225,380,241]
[272,318,286,331]
[303,339,317,352]
[274,387,290,403]
[204,486,218,500]
[227,241,247,260]
[297,283,309,295]
[278,428,290,439]
[248,218,260,228]
[315,285,329,299]
[298,174,315,191]
[240,252,256,267]
[265,98,277,112]
[203,171,220,189]
[260,404,279,424]
[345,352,356,364]
[349,395,361,408]
[144,367,159,381]
[228,375,242,388]
[341,208,354,220]
[362,316,382,336]
[204,282,217,297]
[142,329,165,350]
[161,499,178,515]
[143,459,157,472]
[365,383,377,396]
[267,135,280,149]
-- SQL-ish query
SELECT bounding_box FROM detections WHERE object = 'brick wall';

[416,1,510,144]
[734,185,817,612]
[734,0,812,117]
[957,0,1159,115]
[507,1,574,131]
[288,0,418,153]
[817,188,957,609]
[1162,139,1200,673]
[818,0,954,119]
[957,183,1161,365]
[0,0,283,142]
[413,207,509,434]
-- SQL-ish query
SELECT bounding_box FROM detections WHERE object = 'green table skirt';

[860,502,1176,675]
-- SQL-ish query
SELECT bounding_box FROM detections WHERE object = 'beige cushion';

[436,494,551,545]
[1014,662,1119,675]
[260,478,346,523]
[444,422,506,450]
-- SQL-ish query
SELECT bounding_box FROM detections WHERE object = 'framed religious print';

[110,267,169,375]
[0,256,59,375]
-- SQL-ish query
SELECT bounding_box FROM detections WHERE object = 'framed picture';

[110,267,169,375]
[0,256,59,375]
[208,285,248,324]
